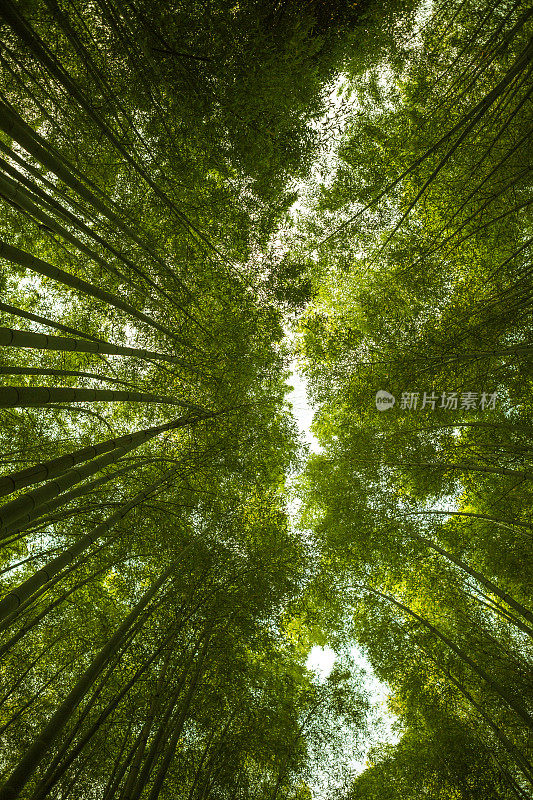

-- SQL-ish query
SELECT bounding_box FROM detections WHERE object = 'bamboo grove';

[291,0,533,797]
[0,0,531,799]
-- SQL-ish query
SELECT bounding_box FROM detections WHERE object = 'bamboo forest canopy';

[0,0,531,798]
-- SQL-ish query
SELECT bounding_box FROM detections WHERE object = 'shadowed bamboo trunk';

[143,630,213,800]
[0,325,187,364]
[0,364,139,390]
[0,162,188,313]
[0,239,188,345]
[419,644,533,786]
[0,464,182,622]
[0,385,199,408]
[0,442,140,534]
[30,612,189,800]
[0,414,198,497]
[0,0,227,266]
[0,300,111,345]
[393,521,533,628]
[0,461,141,538]
[0,564,174,800]
[355,584,533,732]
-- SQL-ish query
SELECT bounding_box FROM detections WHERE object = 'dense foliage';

[291,1,533,797]
[0,0,531,798]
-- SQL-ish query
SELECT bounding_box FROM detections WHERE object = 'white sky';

[280,66,410,796]
[286,363,400,795]
[286,362,320,453]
